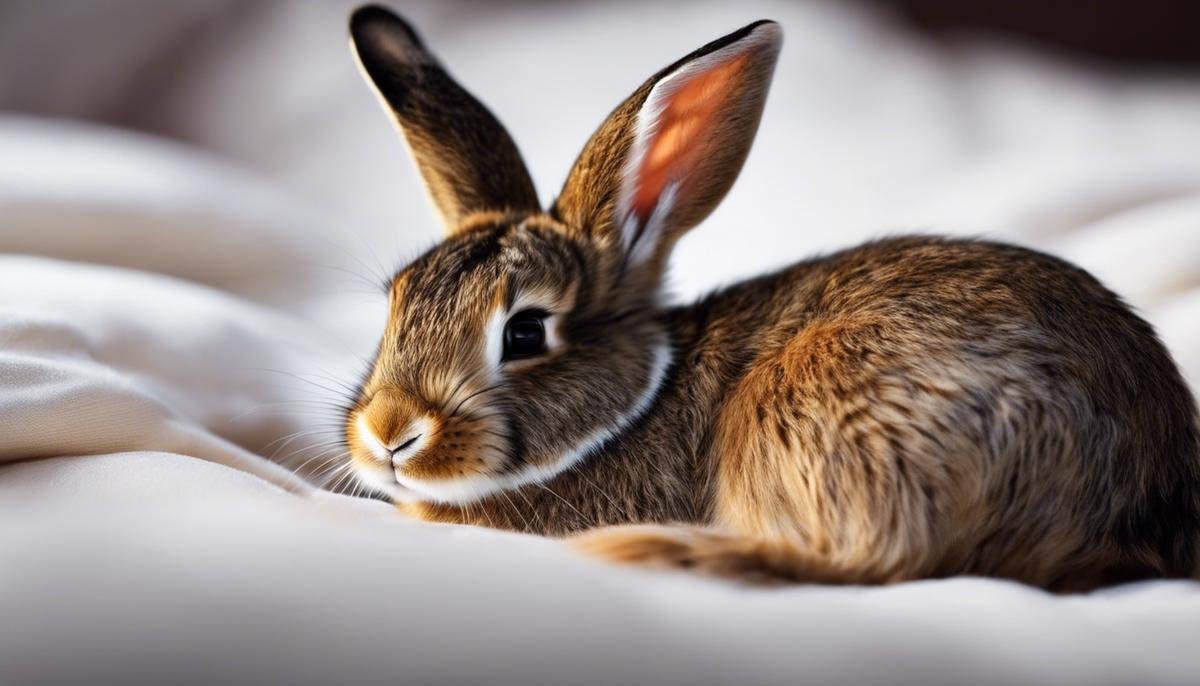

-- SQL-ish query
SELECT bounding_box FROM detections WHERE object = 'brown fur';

[342,7,1200,590]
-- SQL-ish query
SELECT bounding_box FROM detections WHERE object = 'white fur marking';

[484,307,507,369]
[356,414,392,463]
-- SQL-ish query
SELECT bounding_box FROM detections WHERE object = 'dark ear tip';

[349,4,423,49]
[742,19,783,47]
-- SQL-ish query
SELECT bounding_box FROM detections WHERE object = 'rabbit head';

[344,5,781,503]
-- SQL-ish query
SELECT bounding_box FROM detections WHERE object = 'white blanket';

[3,1,1200,683]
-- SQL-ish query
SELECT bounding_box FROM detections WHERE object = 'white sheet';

[3,1,1200,683]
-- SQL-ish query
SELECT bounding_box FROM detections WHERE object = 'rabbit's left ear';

[554,21,781,268]
[350,5,540,233]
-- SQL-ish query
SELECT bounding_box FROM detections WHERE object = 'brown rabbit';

[342,5,1200,590]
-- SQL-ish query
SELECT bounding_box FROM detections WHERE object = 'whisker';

[496,489,531,532]
[449,382,505,418]
[327,464,358,494]
[477,498,496,529]
[533,482,591,529]
[569,466,622,523]
[279,442,351,471]
[306,369,363,397]
[438,368,485,416]
[511,486,545,533]
[252,368,356,401]
[229,403,348,425]
[462,409,508,424]
[311,453,353,480]
[263,428,341,456]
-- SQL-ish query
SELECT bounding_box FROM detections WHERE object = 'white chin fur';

[351,464,422,502]
[391,340,673,505]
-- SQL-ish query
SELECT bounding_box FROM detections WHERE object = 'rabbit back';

[698,236,1200,588]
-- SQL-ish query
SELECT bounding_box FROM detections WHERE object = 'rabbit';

[341,4,1200,590]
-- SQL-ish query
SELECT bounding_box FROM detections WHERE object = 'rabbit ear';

[350,5,540,233]
[553,21,781,269]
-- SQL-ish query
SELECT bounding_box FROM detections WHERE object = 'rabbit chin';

[347,462,421,502]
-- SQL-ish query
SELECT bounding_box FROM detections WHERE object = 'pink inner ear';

[631,52,750,221]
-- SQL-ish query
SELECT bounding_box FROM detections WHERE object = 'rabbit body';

[344,6,1200,588]
[410,235,1199,589]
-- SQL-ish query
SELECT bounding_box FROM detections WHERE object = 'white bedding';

[3,1,1200,683]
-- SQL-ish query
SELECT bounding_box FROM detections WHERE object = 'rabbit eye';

[503,309,547,361]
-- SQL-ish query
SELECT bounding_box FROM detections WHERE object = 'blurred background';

[2,0,1199,368]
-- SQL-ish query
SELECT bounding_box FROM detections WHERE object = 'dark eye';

[503,309,547,361]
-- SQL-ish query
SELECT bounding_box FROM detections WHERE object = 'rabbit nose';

[388,430,428,466]
[358,388,435,465]
[393,434,422,454]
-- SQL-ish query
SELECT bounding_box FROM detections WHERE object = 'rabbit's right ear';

[350,5,540,233]
[553,21,781,271]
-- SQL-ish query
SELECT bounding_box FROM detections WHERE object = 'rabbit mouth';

[350,456,502,504]
[349,419,513,503]
[344,459,422,502]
